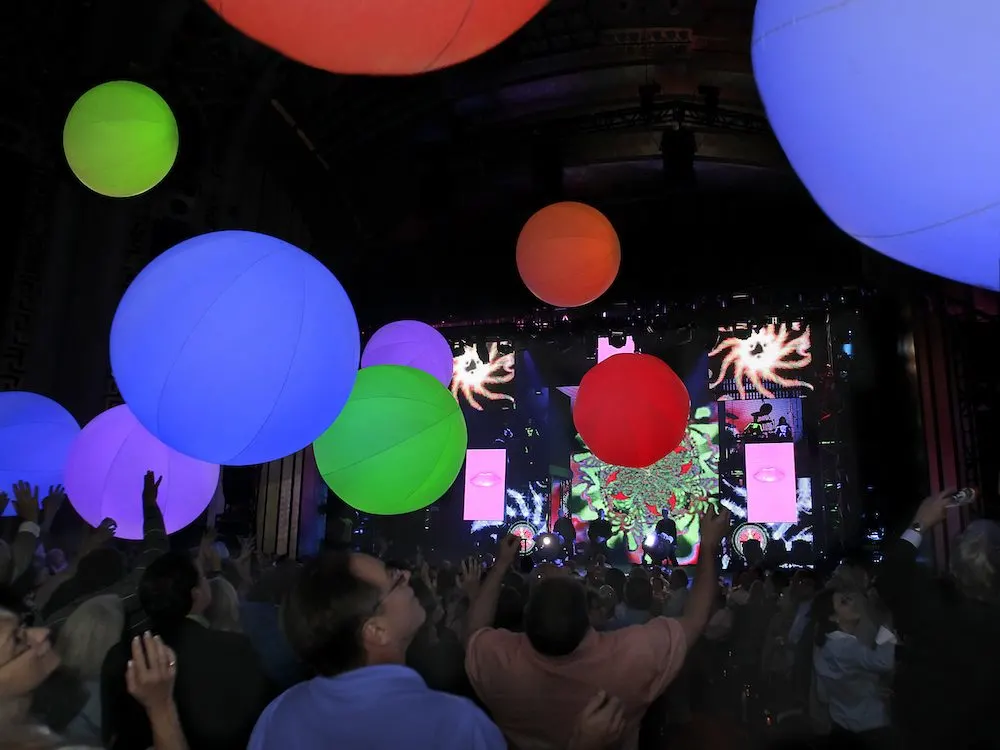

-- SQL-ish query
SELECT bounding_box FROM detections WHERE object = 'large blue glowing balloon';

[0,392,80,516]
[752,1,1000,291]
[110,230,360,465]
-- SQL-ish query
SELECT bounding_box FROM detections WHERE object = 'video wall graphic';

[713,320,816,562]
[709,321,814,400]
[569,404,720,565]
[451,341,515,411]
[450,339,552,547]
[453,322,818,566]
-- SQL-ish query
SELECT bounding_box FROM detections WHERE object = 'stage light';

[110,230,360,466]
[205,0,547,76]
[63,81,178,198]
[63,406,219,540]
[0,392,80,516]
[535,532,561,562]
[752,0,1000,290]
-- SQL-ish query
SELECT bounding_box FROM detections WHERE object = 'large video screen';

[451,323,816,567]
[568,404,721,566]
[719,396,814,562]
[709,321,814,400]
[452,341,552,551]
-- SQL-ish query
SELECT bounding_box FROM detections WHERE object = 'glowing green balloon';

[63,81,179,198]
[314,365,468,516]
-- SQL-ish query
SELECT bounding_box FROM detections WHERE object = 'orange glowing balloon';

[516,202,621,308]
[205,0,549,76]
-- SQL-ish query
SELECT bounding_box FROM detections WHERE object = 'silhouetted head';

[524,577,589,657]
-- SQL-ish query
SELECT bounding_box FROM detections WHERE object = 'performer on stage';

[553,513,577,558]
[654,508,679,566]
[588,509,613,559]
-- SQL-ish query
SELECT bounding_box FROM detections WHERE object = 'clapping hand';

[11,481,39,524]
[568,691,626,750]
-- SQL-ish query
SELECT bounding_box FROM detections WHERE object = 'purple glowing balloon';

[360,320,453,388]
[64,405,219,540]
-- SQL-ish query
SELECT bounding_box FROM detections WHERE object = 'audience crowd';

[0,476,997,750]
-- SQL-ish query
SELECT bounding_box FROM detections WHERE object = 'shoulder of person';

[467,626,523,651]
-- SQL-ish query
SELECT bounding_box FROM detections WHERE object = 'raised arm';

[875,490,951,635]
[46,472,167,629]
[115,472,168,610]
[8,482,42,583]
[464,535,519,641]
[677,508,729,647]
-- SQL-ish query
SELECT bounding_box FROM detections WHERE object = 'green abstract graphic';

[570,405,720,564]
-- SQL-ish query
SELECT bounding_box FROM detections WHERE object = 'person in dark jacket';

[101,551,272,750]
[876,491,1000,750]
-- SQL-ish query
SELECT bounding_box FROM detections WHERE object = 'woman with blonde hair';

[54,594,124,742]
[205,577,242,633]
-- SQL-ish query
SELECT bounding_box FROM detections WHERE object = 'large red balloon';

[205,0,549,76]
[573,353,690,469]
[516,201,621,308]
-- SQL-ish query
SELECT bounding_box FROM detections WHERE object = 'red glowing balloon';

[573,353,690,469]
[516,201,621,308]
[205,0,549,76]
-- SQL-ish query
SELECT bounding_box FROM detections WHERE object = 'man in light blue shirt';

[248,552,504,750]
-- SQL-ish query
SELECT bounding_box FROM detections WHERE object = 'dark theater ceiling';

[1,0,874,318]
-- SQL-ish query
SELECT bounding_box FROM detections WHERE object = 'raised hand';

[79,518,117,557]
[42,485,66,517]
[497,534,520,566]
[11,481,39,524]
[126,632,177,714]
[699,506,732,551]
[0,491,8,517]
[198,528,221,573]
[236,535,254,563]
[913,490,954,531]
[458,557,481,596]
[142,471,163,508]
[569,691,626,750]
[233,536,254,580]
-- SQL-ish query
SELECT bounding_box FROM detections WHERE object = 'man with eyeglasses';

[248,551,505,750]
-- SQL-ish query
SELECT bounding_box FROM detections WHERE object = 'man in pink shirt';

[465,508,730,750]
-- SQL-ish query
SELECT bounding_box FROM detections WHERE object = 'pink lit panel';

[463,449,507,521]
[744,442,798,523]
[597,335,635,363]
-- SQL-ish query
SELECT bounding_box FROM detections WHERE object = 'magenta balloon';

[360,320,454,387]
[64,405,220,540]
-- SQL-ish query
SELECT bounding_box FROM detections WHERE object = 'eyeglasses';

[369,566,407,617]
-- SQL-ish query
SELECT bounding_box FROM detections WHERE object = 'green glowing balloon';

[314,365,468,516]
[63,81,179,198]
